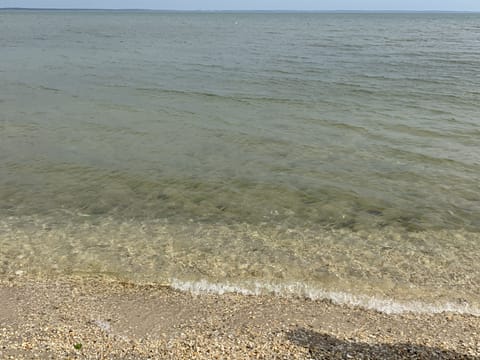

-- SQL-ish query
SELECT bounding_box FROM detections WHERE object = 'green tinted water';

[1,11,479,313]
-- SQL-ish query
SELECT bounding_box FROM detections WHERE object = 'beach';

[1,275,478,359]
[1,10,480,359]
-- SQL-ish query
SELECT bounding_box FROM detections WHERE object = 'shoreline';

[170,278,480,316]
[1,275,479,358]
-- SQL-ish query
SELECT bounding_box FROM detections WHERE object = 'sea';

[1,10,479,314]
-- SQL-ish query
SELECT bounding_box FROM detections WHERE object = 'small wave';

[170,278,480,316]
[134,86,304,106]
[38,85,61,93]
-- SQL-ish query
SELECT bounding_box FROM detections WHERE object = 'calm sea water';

[1,10,480,313]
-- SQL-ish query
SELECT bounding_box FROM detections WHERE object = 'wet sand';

[1,275,479,359]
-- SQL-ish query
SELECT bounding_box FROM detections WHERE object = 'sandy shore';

[0,275,479,359]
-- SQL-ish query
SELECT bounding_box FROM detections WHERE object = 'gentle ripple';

[1,11,479,313]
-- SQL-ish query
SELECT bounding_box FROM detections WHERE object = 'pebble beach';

[1,276,479,359]
[2,9,480,360]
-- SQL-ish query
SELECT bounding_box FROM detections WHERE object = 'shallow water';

[1,10,479,313]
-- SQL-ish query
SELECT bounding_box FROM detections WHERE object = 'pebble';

[0,276,479,359]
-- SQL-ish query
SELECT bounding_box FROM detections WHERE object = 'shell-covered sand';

[1,276,479,359]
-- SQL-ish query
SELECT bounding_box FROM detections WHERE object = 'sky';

[1,0,480,11]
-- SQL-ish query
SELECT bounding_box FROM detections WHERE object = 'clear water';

[1,10,480,313]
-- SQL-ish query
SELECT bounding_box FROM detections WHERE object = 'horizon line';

[1,8,479,13]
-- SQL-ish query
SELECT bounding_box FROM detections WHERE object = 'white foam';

[170,278,480,316]
[94,319,112,333]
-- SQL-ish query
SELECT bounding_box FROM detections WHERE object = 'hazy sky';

[1,0,480,11]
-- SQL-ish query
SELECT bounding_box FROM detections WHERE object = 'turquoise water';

[1,11,479,313]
